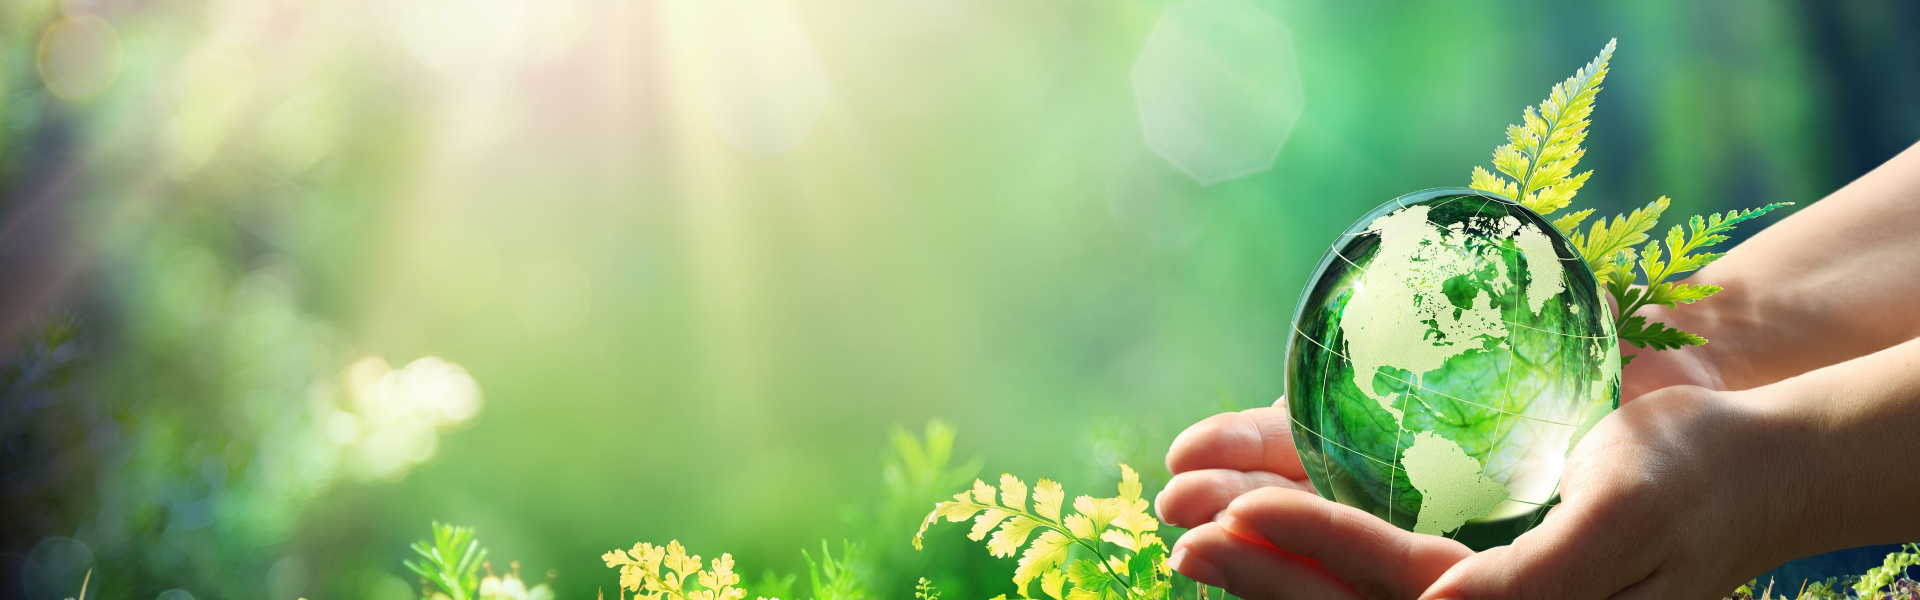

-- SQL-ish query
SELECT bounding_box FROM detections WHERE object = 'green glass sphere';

[1286,188,1621,549]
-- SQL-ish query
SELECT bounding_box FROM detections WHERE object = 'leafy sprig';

[603,540,761,600]
[1470,39,1613,218]
[801,541,867,600]
[914,464,1170,600]
[406,522,491,600]
[1855,543,1920,598]
[1470,39,1791,364]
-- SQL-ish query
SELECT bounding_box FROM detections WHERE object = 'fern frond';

[603,541,750,600]
[1548,208,1595,237]
[1576,196,1669,281]
[1470,38,1615,217]
[916,464,1168,600]
[1617,315,1707,350]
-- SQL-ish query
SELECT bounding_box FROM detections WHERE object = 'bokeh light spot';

[701,23,830,156]
[156,589,195,600]
[35,15,120,100]
[1131,0,1304,184]
[340,356,482,481]
[22,538,93,600]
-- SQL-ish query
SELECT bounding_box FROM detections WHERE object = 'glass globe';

[1286,188,1621,549]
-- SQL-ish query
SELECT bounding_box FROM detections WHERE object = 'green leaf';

[1640,282,1721,308]
[1066,560,1112,592]
[1576,196,1669,273]
[1617,315,1707,350]
[1128,544,1165,582]
[1014,531,1074,592]
[1469,39,1614,217]
[1549,208,1594,237]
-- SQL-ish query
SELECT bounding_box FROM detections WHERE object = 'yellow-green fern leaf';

[1471,39,1615,216]
[987,516,1042,558]
[1576,196,1669,275]
[970,509,1012,541]
[1549,208,1595,237]
[999,474,1029,512]
[1040,570,1068,600]
[1033,479,1065,521]
[1014,531,1074,592]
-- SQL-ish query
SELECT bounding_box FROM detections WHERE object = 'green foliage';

[603,540,756,600]
[915,465,1172,600]
[1855,543,1920,598]
[915,578,940,600]
[479,563,557,600]
[754,571,798,600]
[801,542,867,600]
[1615,315,1706,352]
[852,421,984,600]
[1470,40,1792,363]
[406,522,491,600]
[1469,39,1612,216]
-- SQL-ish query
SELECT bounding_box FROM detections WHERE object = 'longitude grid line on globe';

[1289,327,1579,428]
[1322,250,1612,340]
[1436,197,1506,541]
[1314,328,1337,499]
[1391,193,1483,524]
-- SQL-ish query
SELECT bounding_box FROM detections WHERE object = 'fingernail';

[1213,511,1241,534]
[1167,548,1226,588]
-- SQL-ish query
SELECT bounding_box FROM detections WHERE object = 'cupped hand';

[1156,398,1473,599]
[1418,385,1802,600]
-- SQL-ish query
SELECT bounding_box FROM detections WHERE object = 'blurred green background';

[3,0,1917,599]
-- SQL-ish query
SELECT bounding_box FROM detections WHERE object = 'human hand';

[1156,398,1474,599]
[1415,385,1804,599]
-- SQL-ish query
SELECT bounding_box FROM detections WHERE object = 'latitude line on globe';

[1290,324,1580,428]
[1289,419,1404,471]
[1321,249,1614,340]
[1291,411,1566,507]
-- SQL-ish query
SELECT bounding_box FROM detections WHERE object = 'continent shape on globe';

[1286,188,1621,549]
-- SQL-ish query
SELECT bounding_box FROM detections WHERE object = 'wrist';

[1727,387,1828,568]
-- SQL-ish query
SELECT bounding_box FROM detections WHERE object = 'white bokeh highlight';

[702,23,830,156]
[1132,0,1304,184]
[334,355,483,482]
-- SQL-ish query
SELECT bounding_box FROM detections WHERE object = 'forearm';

[1686,141,1920,389]
[1755,336,1920,556]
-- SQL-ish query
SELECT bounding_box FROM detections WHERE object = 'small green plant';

[915,578,939,600]
[802,541,867,600]
[405,523,553,600]
[1467,39,1790,364]
[1854,543,1920,599]
[479,562,557,600]
[406,522,490,600]
[914,464,1171,600]
[602,540,761,600]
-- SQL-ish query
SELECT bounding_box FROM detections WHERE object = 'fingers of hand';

[1155,468,1308,528]
[1166,406,1307,479]
[1219,486,1471,600]
[1170,522,1362,600]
